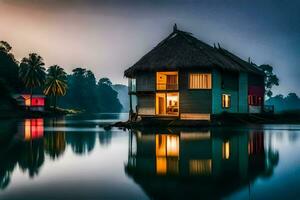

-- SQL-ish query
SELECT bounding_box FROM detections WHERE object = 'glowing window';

[189,73,212,89]
[156,72,178,90]
[222,94,231,108]
[222,141,230,159]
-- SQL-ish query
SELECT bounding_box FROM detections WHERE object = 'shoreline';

[110,113,300,129]
[0,108,80,120]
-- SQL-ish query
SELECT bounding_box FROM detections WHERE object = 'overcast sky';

[0,0,299,96]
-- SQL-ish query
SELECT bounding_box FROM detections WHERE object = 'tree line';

[0,41,122,113]
[266,93,300,113]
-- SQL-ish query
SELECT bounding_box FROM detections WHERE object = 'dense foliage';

[0,41,23,92]
[59,68,122,112]
[0,41,123,113]
[258,64,279,97]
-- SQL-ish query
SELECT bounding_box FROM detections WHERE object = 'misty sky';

[0,0,299,96]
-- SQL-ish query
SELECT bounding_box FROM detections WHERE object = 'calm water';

[0,114,300,200]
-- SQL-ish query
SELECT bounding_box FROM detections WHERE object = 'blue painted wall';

[238,72,248,113]
[212,70,248,114]
[212,69,222,114]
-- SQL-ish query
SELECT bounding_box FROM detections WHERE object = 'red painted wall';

[248,86,264,96]
[248,86,264,106]
[31,98,45,106]
[22,95,45,107]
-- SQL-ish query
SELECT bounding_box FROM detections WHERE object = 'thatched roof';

[124,25,264,77]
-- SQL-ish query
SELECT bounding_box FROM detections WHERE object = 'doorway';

[156,93,179,116]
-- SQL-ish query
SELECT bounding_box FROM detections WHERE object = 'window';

[222,94,231,108]
[248,95,263,106]
[156,72,178,90]
[189,73,212,89]
[222,140,230,159]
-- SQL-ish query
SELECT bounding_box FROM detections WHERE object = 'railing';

[156,83,178,90]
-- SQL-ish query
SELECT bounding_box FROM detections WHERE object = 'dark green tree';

[0,41,22,92]
[258,64,279,97]
[19,53,46,105]
[59,69,123,113]
[60,68,97,111]
[96,77,122,112]
[44,65,67,110]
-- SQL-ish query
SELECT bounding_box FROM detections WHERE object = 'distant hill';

[112,84,129,112]
[265,93,300,113]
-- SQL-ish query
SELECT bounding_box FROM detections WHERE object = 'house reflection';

[125,129,279,199]
[21,119,44,141]
[0,118,110,190]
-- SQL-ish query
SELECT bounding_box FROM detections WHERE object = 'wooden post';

[129,92,133,121]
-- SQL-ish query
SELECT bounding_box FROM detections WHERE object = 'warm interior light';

[156,72,178,90]
[156,92,179,115]
[22,95,45,107]
[222,140,230,159]
[189,73,212,89]
[222,94,231,108]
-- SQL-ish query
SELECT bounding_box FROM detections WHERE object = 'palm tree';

[44,65,67,110]
[19,53,46,107]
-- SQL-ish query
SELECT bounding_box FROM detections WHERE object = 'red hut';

[14,94,46,111]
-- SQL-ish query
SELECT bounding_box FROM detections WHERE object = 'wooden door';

[158,97,165,114]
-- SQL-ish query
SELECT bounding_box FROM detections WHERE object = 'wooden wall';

[137,94,155,115]
[134,69,260,116]
[179,70,212,114]
[136,72,155,92]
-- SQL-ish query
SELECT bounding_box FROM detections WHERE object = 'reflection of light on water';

[189,160,212,175]
[180,131,211,140]
[155,134,179,175]
[24,119,44,141]
[167,135,179,156]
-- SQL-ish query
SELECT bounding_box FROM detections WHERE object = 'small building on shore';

[13,94,46,111]
[124,25,265,121]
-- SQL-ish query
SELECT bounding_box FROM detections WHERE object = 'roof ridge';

[124,27,265,77]
[177,31,220,65]
[218,47,264,74]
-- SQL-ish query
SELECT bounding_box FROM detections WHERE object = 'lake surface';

[0,114,300,200]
